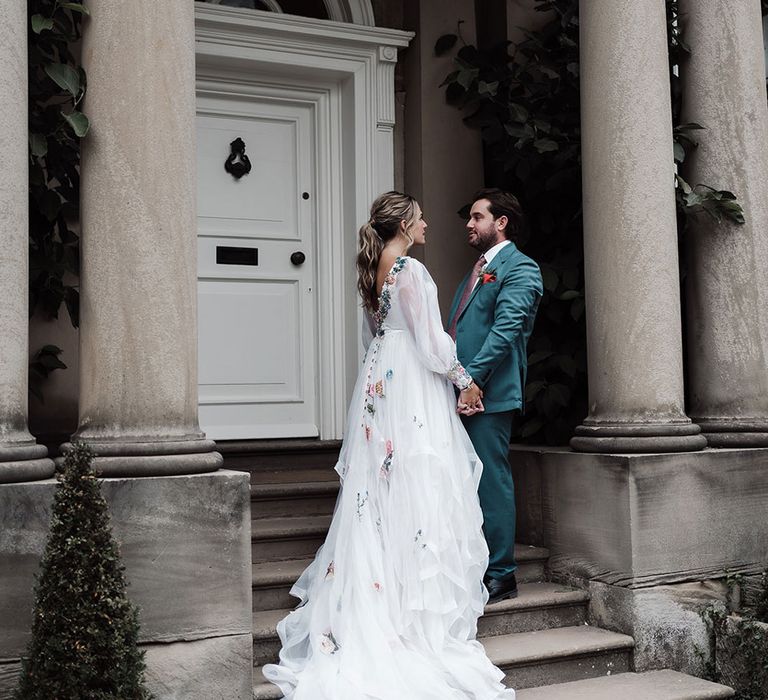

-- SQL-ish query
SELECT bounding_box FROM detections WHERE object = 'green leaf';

[60,2,91,14]
[505,123,534,139]
[40,190,62,221]
[570,298,585,321]
[676,122,705,133]
[525,379,546,402]
[45,63,81,97]
[439,70,459,88]
[478,80,499,96]
[541,267,558,292]
[457,68,479,90]
[521,418,545,438]
[31,14,54,33]
[548,383,571,407]
[434,33,458,56]
[508,103,529,122]
[557,354,577,377]
[30,133,48,158]
[557,290,581,301]
[528,350,555,365]
[673,141,686,163]
[676,174,693,194]
[63,110,90,137]
[534,138,559,153]
[562,266,579,289]
[539,66,560,80]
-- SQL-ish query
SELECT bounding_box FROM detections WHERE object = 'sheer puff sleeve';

[396,258,473,390]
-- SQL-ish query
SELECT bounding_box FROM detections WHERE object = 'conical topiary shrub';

[15,442,152,699]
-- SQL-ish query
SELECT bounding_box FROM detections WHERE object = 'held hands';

[457,383,484,416]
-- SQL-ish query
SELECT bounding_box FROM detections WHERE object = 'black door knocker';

[224,137,252,180]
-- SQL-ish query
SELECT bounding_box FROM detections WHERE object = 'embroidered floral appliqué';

[319,631,339,654]
[447,359,472,390]
[380,440,394,479]
[356,490,369,520]
[373,256,407,334]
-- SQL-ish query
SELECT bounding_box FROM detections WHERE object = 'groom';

[448,188,543,603]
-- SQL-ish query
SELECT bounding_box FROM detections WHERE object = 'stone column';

[679,0,768,447]
[65,2,221,476]
[0,2,55,483]
[571,0,706,453]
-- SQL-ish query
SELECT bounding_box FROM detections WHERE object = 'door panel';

[197,112,302,240]
[197,96,318,439]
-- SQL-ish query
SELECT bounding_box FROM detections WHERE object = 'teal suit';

[449,242,543,579]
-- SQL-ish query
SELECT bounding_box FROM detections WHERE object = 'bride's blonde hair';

[357,191,418,313]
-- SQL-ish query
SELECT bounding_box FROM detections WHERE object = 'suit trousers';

[461,410,517,580]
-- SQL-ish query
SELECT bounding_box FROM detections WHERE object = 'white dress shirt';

[473,239,510,289]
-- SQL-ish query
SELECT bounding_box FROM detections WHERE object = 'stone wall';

[0,470,252,699]
[510,445,768,673]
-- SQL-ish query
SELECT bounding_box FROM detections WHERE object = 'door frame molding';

[195,4,412,439]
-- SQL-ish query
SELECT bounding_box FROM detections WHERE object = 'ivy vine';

[27,0,89,401]
[436,0,745,445]
[700,570,768,700]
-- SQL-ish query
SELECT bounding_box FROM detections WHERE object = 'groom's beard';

[469,227,498,253]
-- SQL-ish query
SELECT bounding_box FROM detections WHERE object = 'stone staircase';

[220,441,734,700]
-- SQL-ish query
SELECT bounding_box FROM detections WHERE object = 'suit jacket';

[448,242,543,414]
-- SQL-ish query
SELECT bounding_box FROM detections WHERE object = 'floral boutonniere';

[479,266,497,284]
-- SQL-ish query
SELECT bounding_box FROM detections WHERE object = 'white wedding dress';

[263,256,515,699]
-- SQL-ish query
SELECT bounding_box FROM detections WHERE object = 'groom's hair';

[472,188,524,242]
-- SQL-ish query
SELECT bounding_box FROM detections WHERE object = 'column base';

[570,421,707,453]
[696,419,768,448]
[0,443,55,483]
[56,438,222,478]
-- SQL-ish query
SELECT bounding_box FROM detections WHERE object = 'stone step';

[514,544,549,584]
[516,670,734,699]
[251,544,550,610]
[220,438,341,475]
[251,557,313,611]
[251,515,332,562]
[248,466,339,486]
[253,666,282,700]
[484,625,634,689]
[251,583,589,667]
[252,625,635,696]
[250,480,339,518]
[479,582,589,637]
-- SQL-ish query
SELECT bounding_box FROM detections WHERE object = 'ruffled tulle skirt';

[263,330,514,699]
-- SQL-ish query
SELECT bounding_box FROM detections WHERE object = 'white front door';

[196,94,318,439]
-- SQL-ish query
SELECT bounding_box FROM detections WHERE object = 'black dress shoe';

[484,573,518,604]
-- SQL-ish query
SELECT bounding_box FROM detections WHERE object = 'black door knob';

[290,251,306,266]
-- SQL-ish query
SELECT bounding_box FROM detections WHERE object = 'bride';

[263,192,515,699]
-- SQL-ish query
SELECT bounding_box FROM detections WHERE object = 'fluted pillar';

[571,0,706,453]
[679,0,768,447]
[0,2,55,483]
[64,2,221,476]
